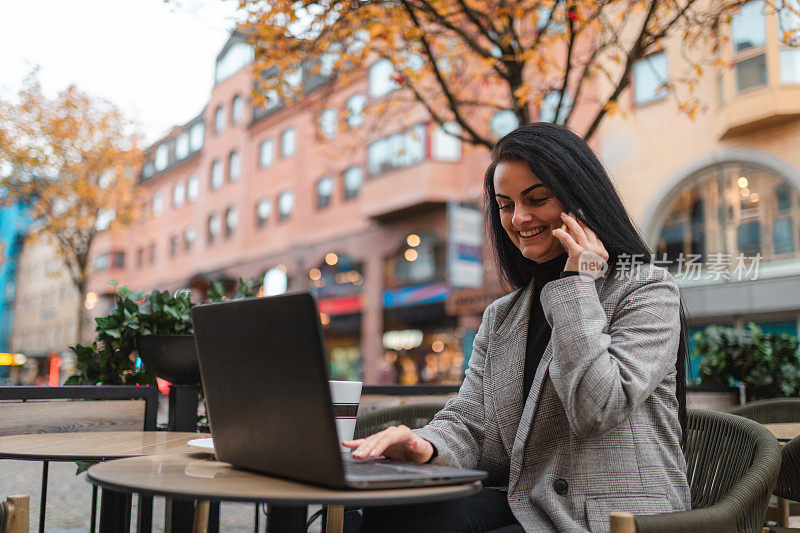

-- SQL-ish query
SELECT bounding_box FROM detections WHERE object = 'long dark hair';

[484,122,688,440]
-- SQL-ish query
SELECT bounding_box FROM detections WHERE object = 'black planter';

[136,334,201,385]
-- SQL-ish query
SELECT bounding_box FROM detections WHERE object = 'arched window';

[653,162,800,270]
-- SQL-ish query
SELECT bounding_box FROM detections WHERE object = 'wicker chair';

[730,398,800,527]
[729,398,800,424]
[354,402,447,439]
[610,409,781,532]
[767,435,800,533]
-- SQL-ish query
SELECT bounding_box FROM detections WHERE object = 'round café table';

[87,453,483,533]
[0,431,199,532]
[764,423,800,442]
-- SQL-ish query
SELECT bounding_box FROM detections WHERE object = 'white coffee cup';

[329,380,362,451]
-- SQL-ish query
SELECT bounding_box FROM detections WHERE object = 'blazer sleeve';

[412,303,493,468]
[539,267,681,439]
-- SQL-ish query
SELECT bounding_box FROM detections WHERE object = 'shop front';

[309,253,365,381]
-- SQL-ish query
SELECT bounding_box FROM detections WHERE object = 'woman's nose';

[512,206,533,227]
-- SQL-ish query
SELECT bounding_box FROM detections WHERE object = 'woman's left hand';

[552,212,609,279]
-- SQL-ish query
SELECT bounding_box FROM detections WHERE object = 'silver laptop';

[191,291,487,489]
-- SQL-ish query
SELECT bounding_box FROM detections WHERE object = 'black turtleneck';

[523,252,579,399]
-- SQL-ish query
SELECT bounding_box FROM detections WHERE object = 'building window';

[172,182,185,208]
[185,226,196,251]
[228,150,241,181]
[149,242,157,265]
[215,41,253,83]
[731,1,767,92]
[633,53,668,105]
[142,161,154,179]
[190,122,204,151]
[94,252,124,271]
[175,133,189,160]
[214,105,226,134]
[207,213,221,244]
[319,108,338,138]
[367,124,426,176]
[780,49,800,84]
[232,95,245,124]
[187,175,200,202]
[136,247,144,268]
[343,166,364,200]
[346,93,366,127]
[320,51,339,77]
[773,217,795,254]
[278,191,295,220]
[369,59,398,98]
[654,161,800,269]
[262,89,280,112]
[431,122,462,162]
[152,192,164,216]
[169,233,179,258]
[732,1,766,51]
[489,110,519,140]
[256,198,272,227]
[736,54,768,91]
[211,160,223,190]
[316,176,334,209]
[281,127,297,158]
[259,139,274,168]
[225,206,239,237]
[154,144,169,172]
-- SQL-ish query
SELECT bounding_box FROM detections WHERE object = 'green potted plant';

[691,323,800,402]
[66,278,260,386]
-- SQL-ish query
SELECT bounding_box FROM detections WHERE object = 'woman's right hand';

[342,425,435,463]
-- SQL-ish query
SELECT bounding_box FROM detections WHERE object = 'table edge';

[86,468,483,506]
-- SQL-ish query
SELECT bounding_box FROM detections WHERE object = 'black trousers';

[354,487,523,533]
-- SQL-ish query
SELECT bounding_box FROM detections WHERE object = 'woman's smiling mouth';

[519,226,548,238]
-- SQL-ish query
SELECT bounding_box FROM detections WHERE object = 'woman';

[343,123,692,532]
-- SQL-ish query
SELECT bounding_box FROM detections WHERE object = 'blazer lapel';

[487,282,533,459]
[507,267,611,493]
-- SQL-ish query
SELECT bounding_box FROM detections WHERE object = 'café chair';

[0,495,29,533]
[730,398,800,526]
[609,409,781,533]
[729,398,800,424]
[0,386,158,533]
[767,435,800,533]
[353,402,447,439]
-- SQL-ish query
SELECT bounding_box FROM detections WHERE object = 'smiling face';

[493,160,567,263]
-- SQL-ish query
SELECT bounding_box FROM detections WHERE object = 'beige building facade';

[598,0,800,377]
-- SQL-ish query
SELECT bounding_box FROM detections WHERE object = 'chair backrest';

[0,386,159,436]
[354,402,446,439]
[728,398,800,424]
[682,409,781,531]
[775,435,800,501]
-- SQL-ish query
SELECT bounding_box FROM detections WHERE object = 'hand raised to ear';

[552,212,609,279]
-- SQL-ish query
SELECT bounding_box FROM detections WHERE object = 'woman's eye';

[529,197,549,205]
[498,204,513,211]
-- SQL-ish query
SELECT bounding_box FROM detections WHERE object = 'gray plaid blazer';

[415,262,691,532]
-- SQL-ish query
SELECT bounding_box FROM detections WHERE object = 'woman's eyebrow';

[521,184,545,195]
[495,184,545,199]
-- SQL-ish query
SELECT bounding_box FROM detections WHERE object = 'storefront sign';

[447,202,483,288]
[318,295,363,316]
[383,281,450,308]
